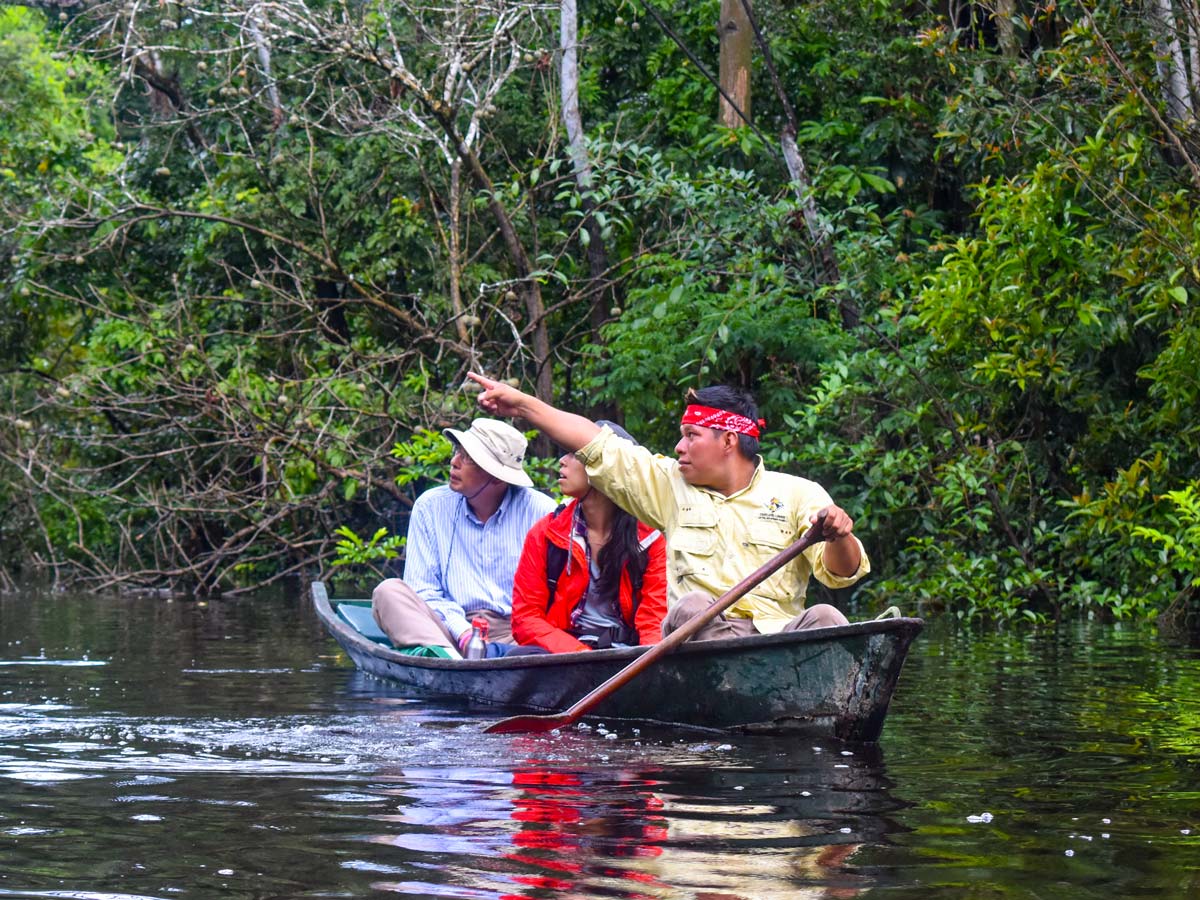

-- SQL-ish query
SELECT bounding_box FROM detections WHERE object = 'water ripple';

[0,660,106,668]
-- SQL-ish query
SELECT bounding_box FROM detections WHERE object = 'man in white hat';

[371,418,555,655]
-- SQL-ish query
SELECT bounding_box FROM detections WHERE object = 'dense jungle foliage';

[1,0,1197,627]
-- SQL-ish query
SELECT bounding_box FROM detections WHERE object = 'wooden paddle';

[484,510,831,734]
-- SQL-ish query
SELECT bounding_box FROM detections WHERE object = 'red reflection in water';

[499,759,669,899]
[494,750,868,900]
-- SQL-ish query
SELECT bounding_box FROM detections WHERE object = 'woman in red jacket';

[511,422,667,653]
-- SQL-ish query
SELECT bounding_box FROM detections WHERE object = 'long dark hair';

[588,419,650,613]
[592,510,649,611]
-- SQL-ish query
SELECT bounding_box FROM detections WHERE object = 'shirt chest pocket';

[742,520,802,601]
[671,526,716,556]
[744,520,792,552]
[670,508,718,577]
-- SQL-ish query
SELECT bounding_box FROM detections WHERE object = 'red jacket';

[511,501,668,653]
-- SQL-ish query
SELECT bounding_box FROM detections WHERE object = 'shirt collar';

[695,457,764,501]
[461,484,515,524]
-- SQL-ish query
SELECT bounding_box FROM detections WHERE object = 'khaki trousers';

[661,590,849,641]
[371,578,512,650]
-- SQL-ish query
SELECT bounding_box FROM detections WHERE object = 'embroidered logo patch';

[757,497,788,524]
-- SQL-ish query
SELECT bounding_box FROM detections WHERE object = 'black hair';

[593,512,649,610]
[590,419,647,609]
[685,385,761,461]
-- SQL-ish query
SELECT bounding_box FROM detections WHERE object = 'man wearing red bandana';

[468,375,870,638]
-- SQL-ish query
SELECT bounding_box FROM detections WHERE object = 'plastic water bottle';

[464,616,489,660]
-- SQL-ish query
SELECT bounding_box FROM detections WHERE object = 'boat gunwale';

[312,581,924,671]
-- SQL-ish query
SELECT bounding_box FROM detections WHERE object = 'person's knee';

[372,579,414,629]
[662,591,714,636]
[804,603,849,628]
[676,591,712,615]
[372,578,401,599]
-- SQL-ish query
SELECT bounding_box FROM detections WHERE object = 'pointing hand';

[467,372,530,418]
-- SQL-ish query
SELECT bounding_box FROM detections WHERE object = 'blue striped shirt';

[402,484,556,640]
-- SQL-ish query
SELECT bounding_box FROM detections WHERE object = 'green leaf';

[860,172,895,193]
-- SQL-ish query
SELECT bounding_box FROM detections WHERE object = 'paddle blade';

[483,712,576,734]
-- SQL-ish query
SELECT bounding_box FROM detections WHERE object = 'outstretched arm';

[468,372,600,452]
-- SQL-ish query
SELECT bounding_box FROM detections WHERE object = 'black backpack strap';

[545,542,569,612]
[542,502,572,612]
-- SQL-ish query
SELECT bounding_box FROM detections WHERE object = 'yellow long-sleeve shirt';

[576,426,870,633]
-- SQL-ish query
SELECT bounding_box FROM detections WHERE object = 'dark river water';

[1,586,1197,899]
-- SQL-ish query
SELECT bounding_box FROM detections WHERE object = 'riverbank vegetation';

[1,0,1197,626]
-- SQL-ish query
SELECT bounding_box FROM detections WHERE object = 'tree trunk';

[718,0,752,127]
[247,14,283,129]
[781,129,842,285]
[561,0,615,342]
[1187,1,1199,109]
[1151,0,1195,124]
[995,0,1020,58]
[1085,8,1200,189]
[447,160,470,345]
[736,0,854,325]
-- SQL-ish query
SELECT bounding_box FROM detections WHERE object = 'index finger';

[467,372,499,391]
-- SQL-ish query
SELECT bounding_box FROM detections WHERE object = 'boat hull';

[312,582,922,740]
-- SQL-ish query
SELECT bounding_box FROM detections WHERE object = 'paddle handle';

[557,511,830,721]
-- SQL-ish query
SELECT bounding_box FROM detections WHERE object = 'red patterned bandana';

[681,404,763,438]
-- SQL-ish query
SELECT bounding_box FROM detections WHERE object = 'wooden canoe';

[312,582,922,741]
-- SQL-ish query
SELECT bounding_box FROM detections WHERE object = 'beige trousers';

[371,578,512,649]
[661,590,849,641]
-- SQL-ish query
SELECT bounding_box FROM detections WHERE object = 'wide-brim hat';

[443,418,534,487]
